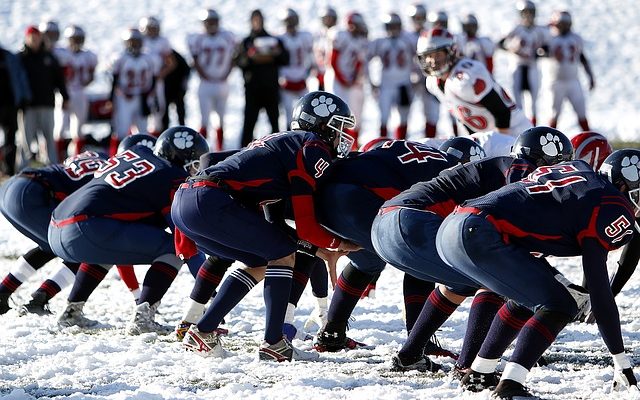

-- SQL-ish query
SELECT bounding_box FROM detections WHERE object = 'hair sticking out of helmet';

[511,126,573,167]
[153,126,210,174]
[571,131,613,171]
[416,28,457,77]
[359,138,394,152]
[599,149,640,215]
[290,91,356,158]
[439,137,486,164]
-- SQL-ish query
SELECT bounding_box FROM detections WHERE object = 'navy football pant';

[48,217,175,265]
[0,176,58,252]
[171,185,296,266]
[436,212,578,316]
[317,183,386,273]
[371,207,478,295]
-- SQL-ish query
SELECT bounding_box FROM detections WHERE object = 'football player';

[49,127,208,334]
[543,10,595,131]
[55,25,97,157]
[367,13,415,139]
[188,9,236,150]
[324,12,369,147]
[313,6,338,91]
[278,8,315,129]
[416,28,533,156]
[109,28,160,154]
[438,150,640,397]
[371,127,573,375]
[457,14,494,73]
[498,0,548,125]
[173,91,359,361]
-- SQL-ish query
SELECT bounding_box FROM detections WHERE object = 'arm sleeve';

[582,238,625,355]
[289,143,341,249]
[478,89,511,129]
[610,231,640,296]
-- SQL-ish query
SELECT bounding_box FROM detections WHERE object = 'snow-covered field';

[1,0,640,398]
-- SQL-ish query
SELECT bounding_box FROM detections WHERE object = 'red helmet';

[571,131,613,170]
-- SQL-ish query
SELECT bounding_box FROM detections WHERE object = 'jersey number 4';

[95,150,156,189]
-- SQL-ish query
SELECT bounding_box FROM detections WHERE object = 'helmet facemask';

[327,114,356,158]
[183,159,201,175]
[416,48,455,77]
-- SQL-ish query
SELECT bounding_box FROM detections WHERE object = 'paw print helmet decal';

[512,126,573,167]
[291,91,356,158]
[600,149,640,214]
[154,126,209,174]
[117,133,157,154]
[439,136,486,164]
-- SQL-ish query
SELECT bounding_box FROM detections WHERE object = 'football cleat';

[58,302,99,328]
[259,336,319,362]
[461,369,500,392]
[424,334,459,359]
[183,325,228,357]
[491,379,537,399]
[126,302,172,335]
[390,354,442,372]
[175,320,193,341]
[313,327,370,352]
[0,293,10,315]
[19,292,52,316]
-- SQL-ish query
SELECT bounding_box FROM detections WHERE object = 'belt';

[454,206,486,217]
[179,175,228,190]
[378,205,405,216]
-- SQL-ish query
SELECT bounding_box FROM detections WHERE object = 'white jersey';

[51,46,71,67]
[426,58,529,134]
[187,31,236,81]
[547,32,584,81]
[111,52,160,96]
[326,29,368,85]
[65,50,98,91]
[368,33,414,86]
[278,31,314,86]
[143,36,172,59]
[503,25,548,67]
[313,28,331,75]
[457,35,495,69]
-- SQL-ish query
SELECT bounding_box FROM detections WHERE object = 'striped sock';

[456,291,505,369]
[68,263,111,302]
[34,261,80,301]
[398,287,458,361]
[190,256,232,304]
[403,274,435,334]
[477,300,534,360]
[197,268,257,332]
[139,261,179,306]
[264,265,294,344]
[0,248,54,295]
[326,262,374,325]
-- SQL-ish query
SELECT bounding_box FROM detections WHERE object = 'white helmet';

[416,28,457,77]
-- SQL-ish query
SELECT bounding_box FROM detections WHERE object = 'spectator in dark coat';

[234,9,289,147]
[0,44,31,175]
[18,26,68,166]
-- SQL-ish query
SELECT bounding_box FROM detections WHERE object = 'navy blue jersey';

[199,131,340,248]
[20,151,107,200]
[52,146,188,228]
[463,160,635,256]
[383,156,535,217]
[326,140,458,199]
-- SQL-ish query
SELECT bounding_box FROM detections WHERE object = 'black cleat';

[461,369,500,392]
[423,334,459,359]
[314,327,370,352]
[19,292,52,316]
[491,379,537,399]
[0,293,10,315]
[390,354,442,372]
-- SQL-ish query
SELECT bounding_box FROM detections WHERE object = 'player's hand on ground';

[315,247,347,288]
[337,240,361,252]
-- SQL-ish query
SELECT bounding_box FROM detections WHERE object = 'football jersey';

[426,58,529,134]
[279,31,315,84]
[52,146,188,228]
[327,140,457,200]
[112,52,160,96]
[327,29,368,84]
[187,31,236,81]
[457,35,495,69]
[21,151,107,200]
[503,24,549,66]
[547,32,584,81]
[368,33,415,85]
[65,49,98,91]
[383,156,536,217]
[462,160,635,256]
[143,35,172,59]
